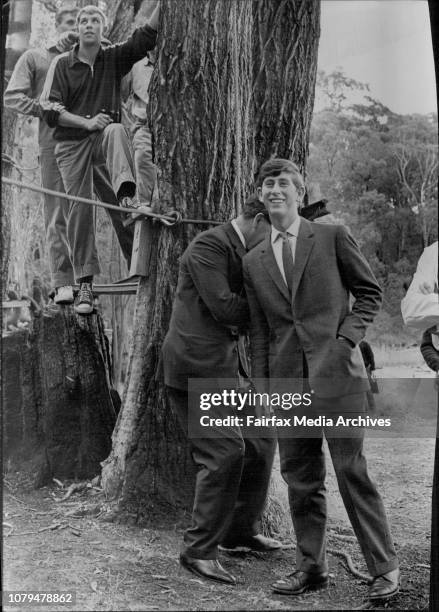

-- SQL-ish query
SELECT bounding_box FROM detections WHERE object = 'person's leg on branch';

[94,123,137,208]
[55,136,101,315]
[40,146,74,304]
[93,163,134,271]
[132,120,157,206]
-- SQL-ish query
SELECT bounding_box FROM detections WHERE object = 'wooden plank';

[72,283,138,296]
[129,218,153,278]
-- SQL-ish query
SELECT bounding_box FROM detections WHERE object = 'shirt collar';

[231,219,246,248]
[69,44,103,66]
[271,216,301,244]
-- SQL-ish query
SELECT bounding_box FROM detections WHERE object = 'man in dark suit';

[243,159,399,601]
[162,196,281,585]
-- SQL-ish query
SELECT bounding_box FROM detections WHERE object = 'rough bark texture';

[3,307,119,486]
[101,0,253,515]
[252,0,320,173]
[102,0,320,520]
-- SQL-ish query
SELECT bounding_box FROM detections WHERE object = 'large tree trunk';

[102,0,253,514]
[252,0,320,169]
[102,0,320,520]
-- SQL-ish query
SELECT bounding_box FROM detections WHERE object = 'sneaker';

[54,285,74,305]
[74,283,94,315]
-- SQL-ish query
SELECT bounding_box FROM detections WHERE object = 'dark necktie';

[281,232,295,294]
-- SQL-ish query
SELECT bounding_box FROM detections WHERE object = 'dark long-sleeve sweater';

[40,24,157,141]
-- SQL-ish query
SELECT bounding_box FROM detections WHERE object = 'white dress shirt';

[271,216,301,286]
[401,241,439,346]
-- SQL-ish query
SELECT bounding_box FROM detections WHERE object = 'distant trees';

[308,69,438,344]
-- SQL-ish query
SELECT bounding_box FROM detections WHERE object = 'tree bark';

[3,307,119,486]
[252,0,320,172]
[102,0,253,514]
[102,0,320,521]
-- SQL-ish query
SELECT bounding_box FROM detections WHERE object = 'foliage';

[308,70,438,345]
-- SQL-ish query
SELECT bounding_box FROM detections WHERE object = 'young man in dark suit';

[243,159,399,601]
[162,196,281,585]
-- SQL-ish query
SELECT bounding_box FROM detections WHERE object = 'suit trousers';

[278,392,398,577]
[167,386,276,560]
[55,123,135,281]
[40,146,74,287]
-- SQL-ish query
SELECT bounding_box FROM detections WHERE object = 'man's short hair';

[242,194,270,221]
[55,7,78,26]
[76,5,107,29]
[257,158,305,192]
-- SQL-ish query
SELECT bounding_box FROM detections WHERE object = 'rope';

[2,177,223,227]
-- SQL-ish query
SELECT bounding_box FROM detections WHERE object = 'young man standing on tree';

[162,196,281,585]
[39,3,159,314]
[4,6,79,306]
[243,159,399,601]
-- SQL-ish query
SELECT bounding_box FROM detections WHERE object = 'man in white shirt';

[401,240,439,612]
[401,241,439,345]
[243,158,399,601]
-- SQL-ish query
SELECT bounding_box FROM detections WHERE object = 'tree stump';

[3,305,119,486]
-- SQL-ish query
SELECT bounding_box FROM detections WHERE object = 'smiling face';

[77,10,105,47]
[257,171,304,230]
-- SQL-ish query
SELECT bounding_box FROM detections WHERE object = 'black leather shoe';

[368,568,400,601]
[179,553,236,585]
[220,534,282,553]
[272,570,328,595]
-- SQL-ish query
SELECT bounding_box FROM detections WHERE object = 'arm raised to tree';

[110,4,159,77]
[185,233,249,327]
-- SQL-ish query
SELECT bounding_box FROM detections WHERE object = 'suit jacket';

[162,221,250,390]
[242,218,382,398]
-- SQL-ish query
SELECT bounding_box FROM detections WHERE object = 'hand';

[86,113,113,131]
[337,336,355,348]
[56,31,78,52]
[419,281,435,295]
[52,102,64,113]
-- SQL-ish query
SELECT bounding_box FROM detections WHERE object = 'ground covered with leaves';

[4,434,433,612]
[4,353,435,611]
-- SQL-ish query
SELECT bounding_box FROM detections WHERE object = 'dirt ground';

[3,348,436,612]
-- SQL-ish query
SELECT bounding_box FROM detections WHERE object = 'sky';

[317,0,437,115]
